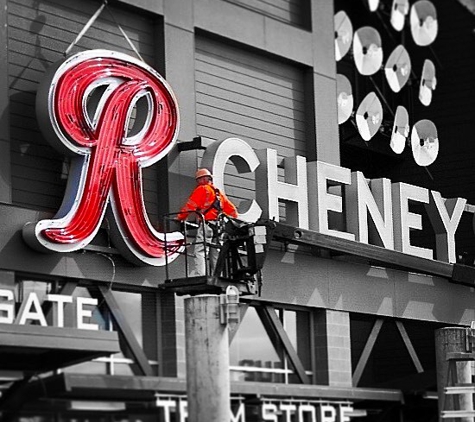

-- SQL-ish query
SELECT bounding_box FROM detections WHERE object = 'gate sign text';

[0,288,98,330]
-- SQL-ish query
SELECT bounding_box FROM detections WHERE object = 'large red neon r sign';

[23,50,184,266]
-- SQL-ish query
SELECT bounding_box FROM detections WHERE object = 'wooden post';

[185,295,230,422]
[435,327,473,422]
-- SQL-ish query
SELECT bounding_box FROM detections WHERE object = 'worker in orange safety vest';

[178,168,238,276]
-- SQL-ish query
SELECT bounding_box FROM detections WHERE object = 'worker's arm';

[221,192,238,218]
[177,186,209,220]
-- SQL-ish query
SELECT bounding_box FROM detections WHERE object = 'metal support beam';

[395,321,424,374]
[7,373,404,406]
[353,318,384,387]
[256,305,310,384]
[177,136,215,151]
[272,222,453,280]
[229,304,248,345]
[95,285,154,376]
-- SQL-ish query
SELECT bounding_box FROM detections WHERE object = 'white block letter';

[346,173,394,248]
[280,403,296,422]
[320,404,336,422]
[0,289,14,324]
[340,405,354,422]
[426,191,466,263]
[299,404,317,422]
[201,137,262,222]
[308,161,354,240]
[46,294,73,327]
[77,297,98,330]
[230,402,246,422]
[392,182,433,259]
[156,399,176,422]
[262,403,278,422]
[256,149,308,229]
[17,292,47,326]
[179,400,188,422]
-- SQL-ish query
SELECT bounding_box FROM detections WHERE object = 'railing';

[161,214,274,296]
[163,211,226,281]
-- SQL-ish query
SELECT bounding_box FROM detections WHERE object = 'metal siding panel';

[9,1,154,57]
[9,0,157,216]
[196,114,306,154]
[225,0,305,27]
[196,91,306,130]
[196,37,304,82]
[196,72,304,112]
[197,105,306,141]
[195,36,308,222]
[195,52,304,91]
[195,37,307,152]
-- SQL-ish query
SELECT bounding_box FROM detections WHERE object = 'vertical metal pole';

[435,327,473,422]
[185,295,230,422]
[164,216,169,281]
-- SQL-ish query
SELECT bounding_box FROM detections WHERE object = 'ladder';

[441,351,475,419]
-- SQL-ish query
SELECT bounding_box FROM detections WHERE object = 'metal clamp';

[220,285,240,331]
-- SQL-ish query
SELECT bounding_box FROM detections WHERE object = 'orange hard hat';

[195,168,212,180]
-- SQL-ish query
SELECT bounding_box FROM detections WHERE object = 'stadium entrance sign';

[203,137,470,264]
[22,49,471,268]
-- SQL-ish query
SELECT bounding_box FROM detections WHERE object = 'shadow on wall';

[260,248,475,325]
[9,91,67,212]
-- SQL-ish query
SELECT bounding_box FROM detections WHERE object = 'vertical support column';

[435,327,473,421]
[159,0,197,380]
[314,309,352,387]
[185,295,230,422]
[0,0,11,204]
[175,295,187,378]
[0,270,15,290]
[160,0,198,216]
[309,0,339,165]
[156,291,178,377]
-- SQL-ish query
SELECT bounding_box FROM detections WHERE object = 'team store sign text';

[156,396,354,422]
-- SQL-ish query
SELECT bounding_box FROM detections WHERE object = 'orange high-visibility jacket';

[178,183,238,221]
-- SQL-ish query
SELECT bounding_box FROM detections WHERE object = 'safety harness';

[201,187,222,217]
